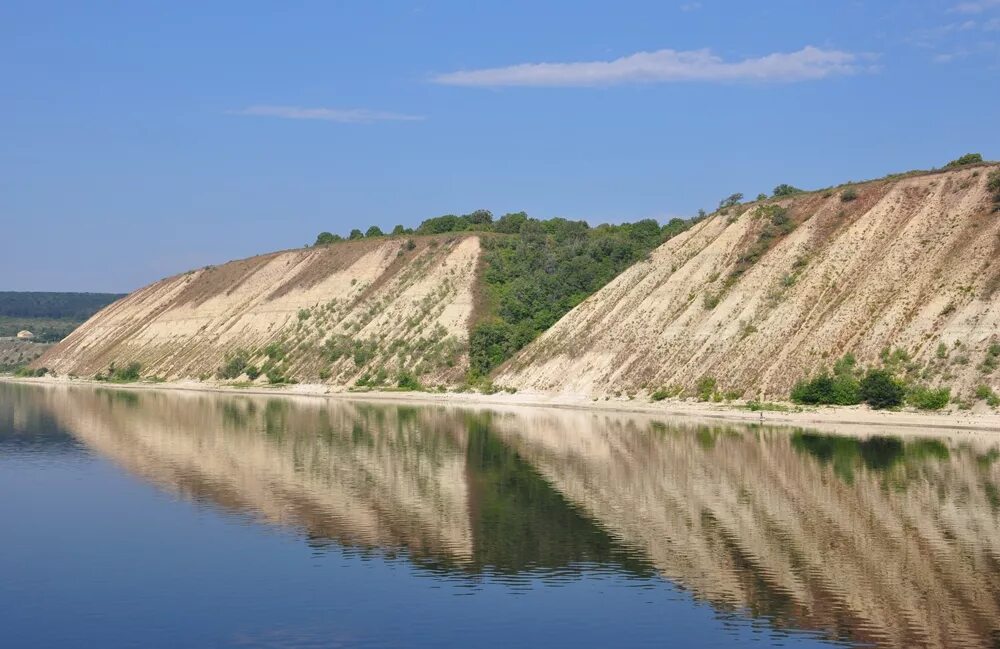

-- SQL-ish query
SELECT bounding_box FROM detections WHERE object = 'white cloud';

[680,2,702,11]
[951,0,1000,13]
[431,46,867,88]
[230,105,424,123]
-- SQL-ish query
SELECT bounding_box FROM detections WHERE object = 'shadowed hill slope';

[499,165,1000,400]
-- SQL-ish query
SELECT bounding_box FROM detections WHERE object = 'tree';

[349,229,364,240]
[859,369,905,409]
[391,224,408,236]
[365,225,385,237]
[467,209,493,225]
[314,231,340,246]
[719,193,743,209]
[756,193,767,201]
[945,153,983,167]
[772,184,803,197]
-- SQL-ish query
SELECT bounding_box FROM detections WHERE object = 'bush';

[348,229,364,240]
[719,193,743,209]
[988,170,1000,204]
[217,351,249,379]
[314,232,341,246]
[859,369,905,409]
[772,184,803,197]
[840,188,858,202]
[790,372,861,405]
[397,371,421,391]
[365,226,384,238]
[245,365,261,380]
[945,153,983,168]
[651,389,669,401]
[696,376,717,401]
[907,385,950,410]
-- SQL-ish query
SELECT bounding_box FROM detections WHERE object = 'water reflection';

[9,383,1000,648]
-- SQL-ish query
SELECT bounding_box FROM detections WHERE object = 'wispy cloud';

[431,46,868,88]
[230,105,424,123]
[680,2,702,11]
[951,0,1000,13]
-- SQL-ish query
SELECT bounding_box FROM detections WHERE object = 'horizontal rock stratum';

[38,235,482,384]
[498,165,1000,399]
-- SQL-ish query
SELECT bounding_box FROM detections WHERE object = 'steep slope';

[499,165,1000,399]
[38,235,482,385]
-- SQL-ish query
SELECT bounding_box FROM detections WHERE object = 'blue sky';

[2,0,998,292]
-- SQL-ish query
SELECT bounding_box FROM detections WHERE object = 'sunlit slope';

[37,235,481,384]
[499,165,1000,398]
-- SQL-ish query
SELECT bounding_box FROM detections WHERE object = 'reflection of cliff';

[33,384,640,578]
[41,386,476,561]
[489,410,1000,649]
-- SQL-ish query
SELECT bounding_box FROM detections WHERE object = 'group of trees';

[790,353,950,410]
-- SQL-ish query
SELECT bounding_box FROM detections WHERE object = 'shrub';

[945,153,983,167]
[217,351,249,379]
[988,170,1000,201]
[266,368,286,384]
[756,193,767,201]
[772,184,803,197]
[405,238,417,251]
[703,292,720,310]
[314,232,341,246]
[907,385,950,410]
[790,372,861,405]
[651,389,669,401]
[719,193,743,209]
[365,226,384,237]
[840,188,858,202]
[245,365,261,380]
[348,229,364,240]
[397,371,421,391]
[297,308,310,321]
[859,369,905,409]
[696,376,717,401]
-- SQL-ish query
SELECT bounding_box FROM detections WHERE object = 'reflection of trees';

[489,412,1000,649]
[16,382,1000,649]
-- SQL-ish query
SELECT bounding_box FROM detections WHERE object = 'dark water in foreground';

[1,383,999,649]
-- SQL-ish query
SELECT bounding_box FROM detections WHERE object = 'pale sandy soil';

[5,375,999,435]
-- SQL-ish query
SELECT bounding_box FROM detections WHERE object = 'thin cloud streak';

[951,0,1000,13]
[230,105,424,123]
[432,46,868,87]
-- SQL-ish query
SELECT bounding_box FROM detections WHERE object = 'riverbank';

[5,374,1000,435]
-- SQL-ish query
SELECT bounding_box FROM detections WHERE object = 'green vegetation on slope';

[316,209,695,378]
[0,292,124,341]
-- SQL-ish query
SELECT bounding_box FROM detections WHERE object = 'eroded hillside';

[38,235,482,385]
[499,165,1000,400]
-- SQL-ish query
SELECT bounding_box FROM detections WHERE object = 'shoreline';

[4,375,1000,435]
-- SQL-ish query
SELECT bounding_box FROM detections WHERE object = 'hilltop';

[35,212,681,388]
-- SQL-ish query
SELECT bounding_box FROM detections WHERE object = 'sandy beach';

[5,374,999,436]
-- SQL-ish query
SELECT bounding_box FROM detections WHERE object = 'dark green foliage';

[314,232,341,245]
[396,371,422,391]
[348,229,364,240]
[719,193,743,209]
[772,184,803,197]
[264,342,285,362]
[265,368,286,384]
[415,209,495,234]
[405,238,417,251]
[650,389,669,401]
[468,216,685,375]
[245,365,261,380]
[791,373,861,405]
[695,376,717,401]
[859,369,905,409]
[14,366,48,377]
[98,361,142,383]
[0,292,124,341]
[756,193,767,201]
[365,226,384,238]
[945,153,983,167]
[218,350,250,379]
[840,188,858,202]
[906,385,950,410]
[391,224,410,235]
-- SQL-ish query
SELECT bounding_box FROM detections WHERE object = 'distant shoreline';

[4,375,1000,436]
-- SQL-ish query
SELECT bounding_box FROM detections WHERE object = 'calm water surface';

[1,382,998,648]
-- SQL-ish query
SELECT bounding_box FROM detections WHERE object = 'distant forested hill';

[0,292,124,341]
